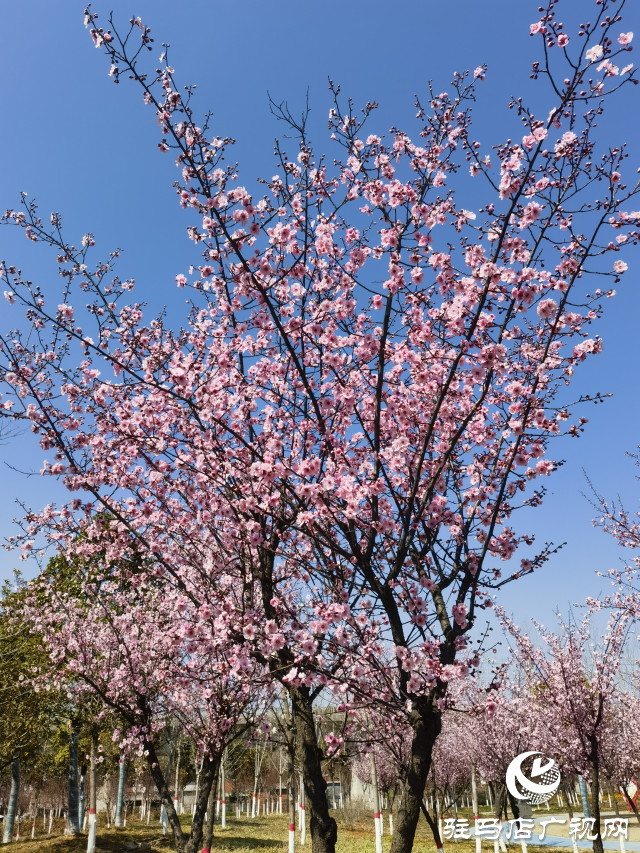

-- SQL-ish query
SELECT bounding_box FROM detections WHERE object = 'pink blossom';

[618,32,634,46]
[586,45,604,62]
[451,603,468,627]
[58,304,74,320]
[614,260,628,273]
[301,639,316,655]
[537,298,558,319]
[506,381,525,397]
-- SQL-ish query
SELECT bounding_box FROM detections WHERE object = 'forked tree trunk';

[200,769,218,853]
[2,754,20,844]
[184,754,218,853]
[135,734,218,853]
[289,685,337,853]
[68,727,80,835]
[389,701,441,853]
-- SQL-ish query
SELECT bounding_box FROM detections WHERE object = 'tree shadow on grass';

[215,836,285,851]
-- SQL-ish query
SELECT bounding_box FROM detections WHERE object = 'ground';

[7,805,636,852]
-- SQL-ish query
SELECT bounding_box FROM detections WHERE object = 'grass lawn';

[5,808,577,852]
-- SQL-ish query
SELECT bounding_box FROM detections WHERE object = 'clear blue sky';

[1,0,639,627]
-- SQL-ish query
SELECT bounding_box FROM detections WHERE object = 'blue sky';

[1,0,639,628]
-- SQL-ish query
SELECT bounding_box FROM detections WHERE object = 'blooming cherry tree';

[0,2,639,852]
[22,552,268,853]
[499,608,631,853]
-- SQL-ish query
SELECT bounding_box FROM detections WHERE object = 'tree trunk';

[200,767,218,853]
[300,773,307,845]
[87,729,98,853]
[370,752,382,853]
[288,755,296,853]
[115,755,126,828]
[389,700,441,853]
[140,737,186,850]
[420,802,443,850]
[507,789,521,820]
[610,781,620,817]
[79,765,86,830]
[68,727,80,836]
[494,785,505,818]
[289,685,337,853]
[578,775,591,818]
[194,757,203,817]
[221,753,227,829]
[2,753,19,844]
[184,755,218,853]
[589,764,604,853]
[563,783,574,820]
[471,762,481,853]
[174,739,182,818]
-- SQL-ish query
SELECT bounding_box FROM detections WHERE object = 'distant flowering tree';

[0,1,639,852]
[597,692,640,825]
[453,693,528,819]
[500,609,631,853]
[588,453,640,826]
[22,553,267,853]
[350,709,411,798]
[589,449,640,606]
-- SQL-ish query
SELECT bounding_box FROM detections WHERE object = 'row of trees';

[356,607,640,853]
[3,578,640,853]
[1,0,640,851]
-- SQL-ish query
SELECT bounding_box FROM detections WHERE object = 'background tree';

[23,547,270,853]
[500,608,631,853]
[0,578,68,842]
